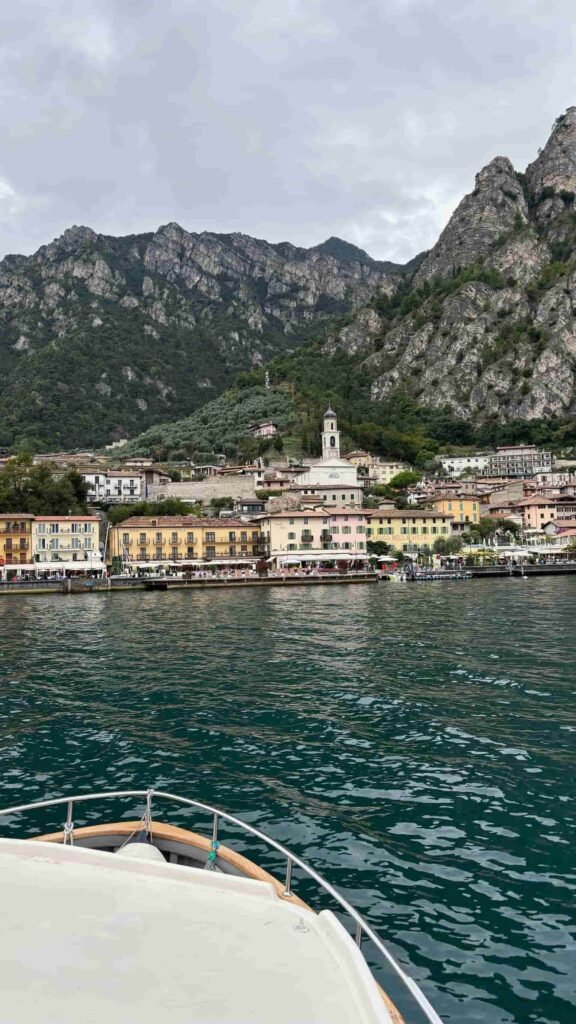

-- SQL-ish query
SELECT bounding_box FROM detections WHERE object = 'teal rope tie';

[205,839,220,869]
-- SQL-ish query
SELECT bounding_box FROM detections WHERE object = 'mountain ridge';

[2,107,576,452]
[0,223,407,450]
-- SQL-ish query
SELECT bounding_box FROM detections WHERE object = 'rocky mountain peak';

[526,107,576,196]
[413,155,527,286]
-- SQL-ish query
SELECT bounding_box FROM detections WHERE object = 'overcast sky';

[1,0,574,263]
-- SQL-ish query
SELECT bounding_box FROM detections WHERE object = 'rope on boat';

[204,839,220,870]
[118,788,155,850]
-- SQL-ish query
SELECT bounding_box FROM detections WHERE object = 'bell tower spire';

[321,406,340,460]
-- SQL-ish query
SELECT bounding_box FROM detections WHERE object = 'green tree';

[0,456,89,515]
[433,536,463,555]
[367,540,392,556]
[210,496,234,512]
[388,470,422,489]
[107,498,200,525]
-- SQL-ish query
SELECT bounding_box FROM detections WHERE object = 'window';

[288,532,295,540]
[84,538,91,549]
[342,526,351,534]
[206,532,215,542]
[229,545,236,555]
[289,519,294,525]
[303,518,308,525]
[49,538,59,550]
[171,547,178,559]
[156,532,162,543]
[187,532,194,542]
[288,544,296,551]
[50,523,59,534]
[171,532,178,543]
[206,546,216,557]
[139,547,146,558]
[122,533,129,544]
[332,526,339,534]
[240,531,247,542]
[229,531,236,542]
[140,533,146,543]
[37,523,46,535]
[187,546,195,558]
[71,538,81,550]
[155,547,163,558]
[357,526,365,533]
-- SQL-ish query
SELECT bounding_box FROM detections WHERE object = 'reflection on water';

[0,579,575,1023]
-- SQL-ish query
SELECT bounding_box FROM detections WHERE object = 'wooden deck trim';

[31,820,310,909]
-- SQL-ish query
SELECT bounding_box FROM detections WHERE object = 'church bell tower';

[321,406,340,460]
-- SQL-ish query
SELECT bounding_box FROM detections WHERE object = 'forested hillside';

[0,226,401,450]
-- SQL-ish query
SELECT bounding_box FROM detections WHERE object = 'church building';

[291,408,364,507]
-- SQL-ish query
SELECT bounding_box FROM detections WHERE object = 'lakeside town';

[1,407,576,585]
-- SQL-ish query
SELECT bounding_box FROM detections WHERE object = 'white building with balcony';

[80,470,143,503]
[32,516,103,571]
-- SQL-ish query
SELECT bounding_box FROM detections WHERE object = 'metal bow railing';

[0,788,443,1024]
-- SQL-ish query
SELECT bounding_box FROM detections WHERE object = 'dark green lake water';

[0,580,574,1023]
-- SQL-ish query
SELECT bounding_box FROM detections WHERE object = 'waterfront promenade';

[0,570,380,596]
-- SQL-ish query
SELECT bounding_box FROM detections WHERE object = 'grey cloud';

[0,0,575,261]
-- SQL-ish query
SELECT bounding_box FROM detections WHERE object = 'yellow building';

[109,517,264,566]
[261,508,454,558]
[367,510,453,551]
[0,514,34,567]
[427,494,479,528]
[32,516,102,567]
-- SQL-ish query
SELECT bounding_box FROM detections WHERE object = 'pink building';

[512,496,558,531]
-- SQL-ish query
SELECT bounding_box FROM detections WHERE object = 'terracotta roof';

[113,517,254,528]
[368,510,454,520]
[34,516,100,522]
[105,470,143,478]
[512,497,558,507]
[428,493,479,502]
[554,519,576,531]
[0,513,35,519]
[291,484,362,491]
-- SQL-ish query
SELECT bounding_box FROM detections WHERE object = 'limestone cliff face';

[327,108,576,423]
[0,224,400,448]
[413,157,528,286]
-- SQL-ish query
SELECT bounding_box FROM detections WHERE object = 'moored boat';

[0,788,442,1024]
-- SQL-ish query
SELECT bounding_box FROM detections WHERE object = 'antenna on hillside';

[265,370,270,391]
